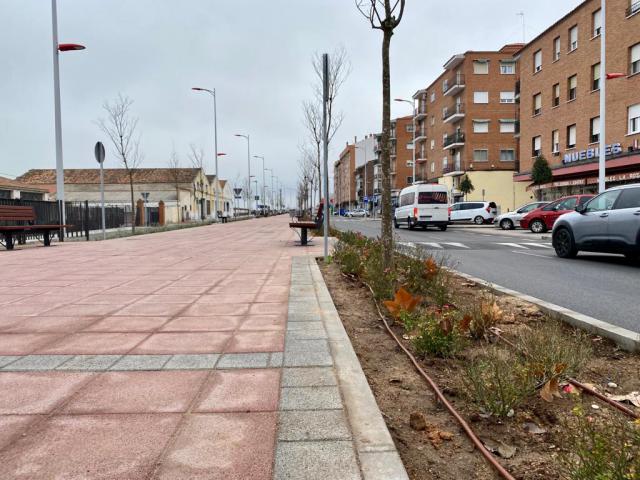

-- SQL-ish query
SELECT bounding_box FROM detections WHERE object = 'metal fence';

[0,199,130,241]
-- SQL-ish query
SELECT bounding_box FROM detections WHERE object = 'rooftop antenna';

[516,12,526,43]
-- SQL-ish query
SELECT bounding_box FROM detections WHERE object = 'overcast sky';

[1,0,582,198]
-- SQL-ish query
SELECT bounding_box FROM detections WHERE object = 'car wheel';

[439,225,448,232]
[394,218,399,229]
[530,219,547,233]
[473,216,484,225]
[553,227,578,258]
[408,217,415,230]
[500,219,514,230]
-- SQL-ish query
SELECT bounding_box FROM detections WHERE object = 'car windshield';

[543,200,562,211]
[418,191,447,204]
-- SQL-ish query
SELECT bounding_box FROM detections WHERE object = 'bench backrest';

[0,205,37,223]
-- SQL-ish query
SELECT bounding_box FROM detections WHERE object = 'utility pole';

[598,0,606,193]
[322,53,330,261]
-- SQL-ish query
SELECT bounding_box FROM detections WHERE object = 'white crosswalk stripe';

[496,242,529,249]
[442,242,470,249]
[419,242,444,249]
[521,243,553,249]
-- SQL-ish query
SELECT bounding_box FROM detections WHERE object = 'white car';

[494,201,549,230]
[449,201,498,225]
[347,209,368,218]
[394,183,449,231]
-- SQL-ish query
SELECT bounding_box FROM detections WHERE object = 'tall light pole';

[395,98,416,185]
[51,0,85,232]
[192,87,220,216]
[598,0,607,193]
[253,155,266,213]
[264,168,274,209]
[235,134,251,211]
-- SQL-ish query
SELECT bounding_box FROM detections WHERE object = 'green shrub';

[462,347,537,417]
[362,240,397,300]
[332,240,362,276]
[412,311,466,358]
[560,404,640,480]
[463,294,505,341]
[399,310,421,332]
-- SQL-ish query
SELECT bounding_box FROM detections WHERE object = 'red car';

[520,194,594,233]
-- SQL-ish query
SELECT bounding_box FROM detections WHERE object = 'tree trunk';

[129,174,136,233]
[380,29,393,269]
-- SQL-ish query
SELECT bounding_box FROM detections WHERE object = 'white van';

[394,183,449,231]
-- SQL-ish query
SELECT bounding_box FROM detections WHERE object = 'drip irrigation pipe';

[491,329,639,420]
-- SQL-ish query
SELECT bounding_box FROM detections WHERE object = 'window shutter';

[534,94,542,109]
[592,117,600,136]
[569,125,577,145]
[593,63,601,80]
[569,76,577,89]
[534,136,541,151]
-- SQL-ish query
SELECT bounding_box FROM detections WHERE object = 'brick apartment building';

[412,44,532,212]
[391,115,415,193]
[515,0,640,199]
[334,142,356,210]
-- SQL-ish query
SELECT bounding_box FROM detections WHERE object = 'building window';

[552,130,560,153]
[500,61,515,74]
[430,92,436,102]
[553,36,561,61]
[430,162,435,173]
[473,120,489,133]
[473,60,489,74]
[443,157,448,168]
[592,63,601,90]
[431,115,435,126]
[532,136,541,157]
[500,91,515,103]
[590,116,600,143]
[533,50,542,72]
[568,75,577,101]
[553,83,561,106]
[442,106,448,118]
[630,0,640,17]
[567,124,577,148]
[533,93,542,115]
[500,149,516,161]
[407,176,413,185]
[406,142,413,150]
[592,9,602,37]
[569,25,578,52]
[629,104,640,134]
[406,123,414,133]
[630,43,640,75]
[474,91,489,104]
[473,149,489,162]
[430,139,435,150]
[499,120,516,133]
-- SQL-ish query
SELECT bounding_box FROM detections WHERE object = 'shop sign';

[552,179,586,188]
[563,143,622,165]
[586,170,640,184]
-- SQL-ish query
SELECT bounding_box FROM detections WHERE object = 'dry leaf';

[383,287,422,319]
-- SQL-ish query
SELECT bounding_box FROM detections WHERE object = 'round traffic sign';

[94,141,105,164]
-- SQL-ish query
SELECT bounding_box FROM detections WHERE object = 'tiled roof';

[0,176,49,193]
[17,168,201,185]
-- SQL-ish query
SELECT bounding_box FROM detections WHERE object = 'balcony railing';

[515,80,521,97]
[414,103,428,119]
[443,73,465,96]
[627,1,640,16]
[443,103,465,123]
[414,127,427,141]
[442,162,463,174]
[443,132,465,149]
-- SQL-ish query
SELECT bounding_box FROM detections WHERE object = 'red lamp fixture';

[606,72,626,79]
[58,43,85,52]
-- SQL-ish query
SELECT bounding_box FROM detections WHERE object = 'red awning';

[516,153,640,183]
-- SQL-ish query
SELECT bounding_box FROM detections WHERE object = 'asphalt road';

[332,217,640,334]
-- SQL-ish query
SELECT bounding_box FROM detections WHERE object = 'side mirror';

[575,204,587,214]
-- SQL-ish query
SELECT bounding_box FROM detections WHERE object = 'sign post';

[94,141,106,240]
[322,53,330,262]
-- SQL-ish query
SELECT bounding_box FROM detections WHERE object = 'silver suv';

[552,184,640,259]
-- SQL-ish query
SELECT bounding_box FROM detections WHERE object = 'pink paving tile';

[113,302,188,317]
[0,294,29,305]
[249,302,288,315]
[238,315,286,331]
[0,304,59,316]
[226,331,285,353]
[0,372,92,414]
[36,333,148,355]
[156,412,277,480]
[210,283,263,294]
[63,371,207,413]
[83,316,171,332]
[74,294,145,305]
[0,316,24,332]
[196,293,256,304]
[11,294,84,305]
[2,316,100,333]
[45,304,122,316]
[0,415,37,449]
[254,290,289,303]
[0,333,62,355]
[137,294,201,304]
[181,303,250,317]
[154,285,211,295]
[194,370,280,413]
[0,413,181,480]
[132,332,231,354]
[160,316,243,332]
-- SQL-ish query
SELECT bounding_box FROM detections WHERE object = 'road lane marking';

[442,242,470,249]
[512,250,553,259]
[418,242,444,249]
[497,242,529,249]
[521,243,553,249]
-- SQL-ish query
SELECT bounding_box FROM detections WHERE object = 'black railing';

[443,103,465,120]
[627,1,640,16]
[443,132,465,148]
[515,80,521,96]
[443,73,465,94]
[442,163,462,174]
[414,104,428,116]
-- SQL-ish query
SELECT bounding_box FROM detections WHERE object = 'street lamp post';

[395,98,416,185]
[51,0,85,234]
[234,134,251,212]
[264,168,274,210]
[598,0,606,193]
[355,143,368,210]
[253,155,266,213]
[192,87,220,217]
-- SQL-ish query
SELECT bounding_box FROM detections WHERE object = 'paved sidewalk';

[0,216,405,479]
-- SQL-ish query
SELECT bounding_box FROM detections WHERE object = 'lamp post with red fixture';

[51,0,85,231]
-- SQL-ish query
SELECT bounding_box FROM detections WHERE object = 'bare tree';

[188,144,206,220]
[97,93,143,233]
[167,145,182,222]
[297,145,317,218]
[356,0,406,270]
[302,46,351,217]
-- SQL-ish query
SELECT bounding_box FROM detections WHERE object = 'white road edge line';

[521,243,553,249]
[512,250,552,259]
[442,242,470,249]
[496,242,528,249]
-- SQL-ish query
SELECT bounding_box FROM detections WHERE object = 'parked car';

[494,201,549,230]
[520,194,593,233]
[552,184,640,259]
[347,209,368,218]
[449,201,497,225]
[394,183,449,230]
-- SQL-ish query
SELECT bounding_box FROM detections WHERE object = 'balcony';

[627,1,640,16]
[443,103,465,123]
[414,103,428,120]
[414,127,427,142]
[514,120,520,138]
[515,80,521,100]
[442,162,464,176]
[443,73,465,97]
[443,132,465,150]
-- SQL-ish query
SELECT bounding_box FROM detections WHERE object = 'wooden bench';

[289,204,324,246]
[0,205,72,250]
